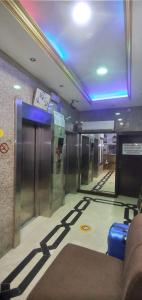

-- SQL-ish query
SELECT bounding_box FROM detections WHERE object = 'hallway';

[1,1,142,299]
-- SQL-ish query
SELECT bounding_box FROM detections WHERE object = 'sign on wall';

[82,120,114,131]
[122,143,142,155]
[54,111,65,127]
[0,129,4,138]
[0,143,9,154]
[54,111,65,138]
[33,88,50,111]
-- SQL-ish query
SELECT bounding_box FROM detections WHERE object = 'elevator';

[21,121,36,226]
[14,100,52,239]
[65,132,78,194]
[21,120,52,227]
[81,135,91,185]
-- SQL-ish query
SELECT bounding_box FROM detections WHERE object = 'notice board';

[122,143,142,155]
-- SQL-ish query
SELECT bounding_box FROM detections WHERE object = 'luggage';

[107,223,129,260]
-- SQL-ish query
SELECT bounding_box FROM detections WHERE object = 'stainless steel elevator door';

[65,133,78,194]
[81,135,90,184]
[36,126,51,217]
[21,122,35,226]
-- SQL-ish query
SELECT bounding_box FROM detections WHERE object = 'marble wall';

[0,51,78,257]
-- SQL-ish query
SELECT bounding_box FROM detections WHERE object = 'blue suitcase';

[107,223,129,260]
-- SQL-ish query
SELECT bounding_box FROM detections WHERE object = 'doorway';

[79,132,117,196]
[65,132,78,194]
[21,121,36,226]
[14,100,52,246]
[21,120,52,227]
[118,133,142,197]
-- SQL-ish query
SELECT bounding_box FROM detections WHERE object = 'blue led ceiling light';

[91,90,128,101]
[44,32,69,61]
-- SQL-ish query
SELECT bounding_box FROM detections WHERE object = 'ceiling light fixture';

[115,112,120,116]
[118,118,122,121]
[72,2,91,25]
[96,67,108,76]
[120,122,124,126]
[13,84,21,90]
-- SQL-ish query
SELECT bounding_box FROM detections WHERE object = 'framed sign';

[122,143,142,155]
[33,88,50,111]
[82,120,114,131]
[54,111,65,127]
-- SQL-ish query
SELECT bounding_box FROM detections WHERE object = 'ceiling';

[0,1,142,111]
[20,0,128,101]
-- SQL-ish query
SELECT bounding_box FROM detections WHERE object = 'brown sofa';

[27,214,142,300]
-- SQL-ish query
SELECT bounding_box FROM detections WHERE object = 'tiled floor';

[81,170,115,193]
[0,193,137,300]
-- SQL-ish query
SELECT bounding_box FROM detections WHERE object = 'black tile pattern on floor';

[92,171,113,192]
[0,197,138,300]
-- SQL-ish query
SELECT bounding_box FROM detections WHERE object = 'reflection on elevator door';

[21,122,35,226]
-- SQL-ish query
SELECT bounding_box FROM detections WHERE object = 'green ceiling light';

[96,67,108,76]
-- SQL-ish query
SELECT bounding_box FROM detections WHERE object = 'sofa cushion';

[122,244,142,300]
[27,244,123,300]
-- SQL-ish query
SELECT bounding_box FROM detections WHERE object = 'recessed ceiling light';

[118,118,122,121]
[120,122,124,126]
[13,84,21,90]
[59,84,64,88]
[96,67,108,76]
[115,112,120,115]
[72,2,91,25]
[30,57,36,62]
